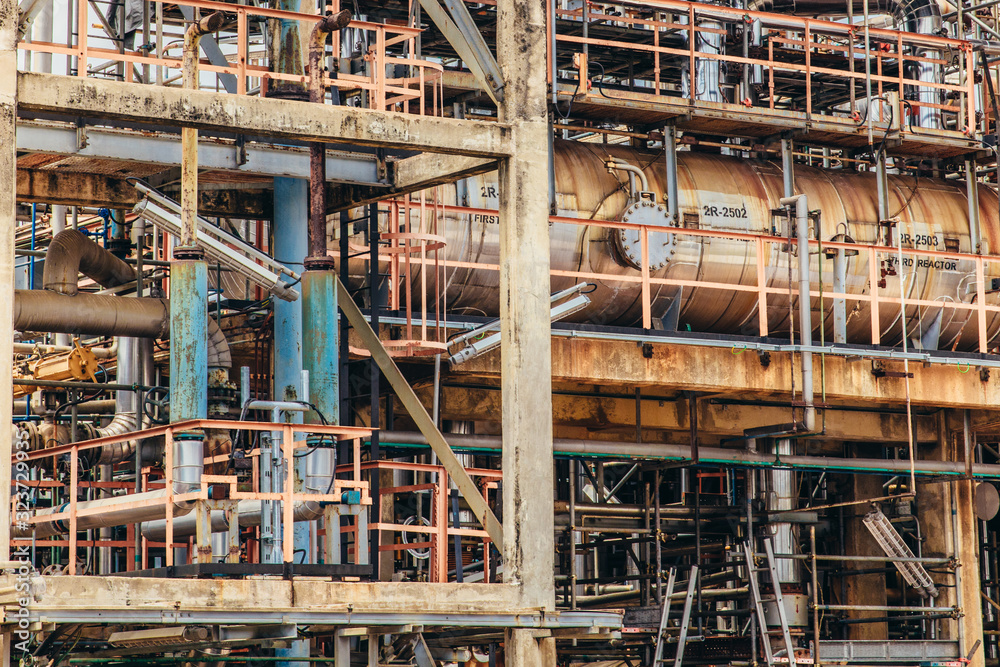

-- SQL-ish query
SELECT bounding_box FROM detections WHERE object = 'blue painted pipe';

[301,270,339,426]
[272,177,307,405]
[169,260,208,421]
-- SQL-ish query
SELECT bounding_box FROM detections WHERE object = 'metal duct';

[43,229,135,296]
[95,336,140,466]
[769,439,799,584]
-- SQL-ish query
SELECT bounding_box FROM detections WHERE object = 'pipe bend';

[44,229,135,296]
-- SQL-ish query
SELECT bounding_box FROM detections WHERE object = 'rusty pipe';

[306,10,351,270]
[180,11,224,254]
[44,229,135,296]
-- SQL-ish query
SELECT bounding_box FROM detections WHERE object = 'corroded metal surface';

[351,140,1000,351]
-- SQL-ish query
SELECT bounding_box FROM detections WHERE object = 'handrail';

[549,0,979,136]
[353,199,1000,354]
[17,0,443,115]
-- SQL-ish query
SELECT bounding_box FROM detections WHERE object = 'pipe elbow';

[188,11,226,39]
[44,229,135,296]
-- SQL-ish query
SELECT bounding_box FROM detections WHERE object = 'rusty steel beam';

[17,72,513,157]
[451,336,1000,410]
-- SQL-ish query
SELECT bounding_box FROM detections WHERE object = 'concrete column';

[504,631,556,667]
[497,0,555,612]
[273,178,307,404]
[0,0,17,562]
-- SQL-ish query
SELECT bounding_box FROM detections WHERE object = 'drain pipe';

[780,194,816,432]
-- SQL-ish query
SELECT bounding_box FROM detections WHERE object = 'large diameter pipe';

[170,260,208,422]
[377,431,1000,478]
[14,290,169,338]
[14,490,194,539]
[43,229,135,296]
[780,194,815,432]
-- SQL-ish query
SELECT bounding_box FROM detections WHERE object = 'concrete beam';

[392,153,497,192]
[9,576,609,621]
[17,121,385,185]
[435,385,940,443]
[17,72,513,158]
[452,337,1000,410]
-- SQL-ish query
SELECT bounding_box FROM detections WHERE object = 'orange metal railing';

[365,200,1000,355]
[16,419,372,573]
[18,0,443,115]
[366,460,498,583]
[549,0,980,137]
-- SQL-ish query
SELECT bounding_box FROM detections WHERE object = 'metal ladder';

[652,566,700,667]
[743,538,797,666]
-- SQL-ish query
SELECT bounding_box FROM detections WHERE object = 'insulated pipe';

[14,489,196,540]
[306,10,351,271]
[43,229,135,296]
[14,290,169,338]
[377,431,1000,478]
[13,290,230,364]
[780,194,816,432]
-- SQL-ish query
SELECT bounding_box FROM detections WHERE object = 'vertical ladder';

[743,538,797,666]
[652,567,678,666]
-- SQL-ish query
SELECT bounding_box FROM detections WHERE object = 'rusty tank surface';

[345,140,1000,351]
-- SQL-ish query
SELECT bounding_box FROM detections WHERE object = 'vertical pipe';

[771,439,798,584]
[273,178,307,405]
[833,250,847,345]
[169,261,207,422]
[967,159,982,254]
[665,125,679,221]
[780,194,815,432]
[368,203,381,578]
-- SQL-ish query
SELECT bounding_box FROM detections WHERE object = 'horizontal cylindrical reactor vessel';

[352,140,1000,351]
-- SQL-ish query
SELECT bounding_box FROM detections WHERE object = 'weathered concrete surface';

[14,577,523,617]
[505,629,556,667]
[17,72,513,157]
[497,0,555,614]
[0,0,17,560]
[391,153,497,192]
[453,337,1000,409]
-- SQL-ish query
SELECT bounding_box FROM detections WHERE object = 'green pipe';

[370,442,1000,479]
